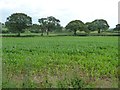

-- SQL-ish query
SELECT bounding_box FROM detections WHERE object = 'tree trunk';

[74,30,77,36]
[41,30,43,36]
[47,31,49,36]
[17,32,20,37]
[41,33,43,36]
[47,29,49,36]
[98,29,101,33]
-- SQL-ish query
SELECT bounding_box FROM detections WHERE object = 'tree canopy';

[29,24,40,33]
[92,19,109,33]
[5,13,32,36]
[38,16,61,36]
[85,22,96,31]
[113,24,120,32]
[65,20,85,35]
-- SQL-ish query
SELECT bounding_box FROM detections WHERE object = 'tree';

[0,22,9,33]
[54,24,63,33]
[92,19,109,33]
[85,22,96,32]
[29,24,40,33]
[113,24,120,32]
[65,20,85,36]
[38,18,47,36]
[38,16,61,36]
[5,13,32,36]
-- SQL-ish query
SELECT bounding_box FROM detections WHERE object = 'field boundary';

[1,33,120,37]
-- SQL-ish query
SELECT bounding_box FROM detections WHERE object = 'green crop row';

[2,36,118,88]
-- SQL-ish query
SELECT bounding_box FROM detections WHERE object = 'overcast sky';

[0,0,119,28]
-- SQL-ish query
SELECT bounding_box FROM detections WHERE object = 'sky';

[0,0,119,28]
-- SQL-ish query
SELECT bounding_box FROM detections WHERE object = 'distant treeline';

[0,13,120,36]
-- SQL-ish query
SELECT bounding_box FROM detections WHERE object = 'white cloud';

[0,0,119,28]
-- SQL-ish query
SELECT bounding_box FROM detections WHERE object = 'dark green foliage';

[38,16,61,36]
[2,29,9,33]
[70,77,84,88]
[113,24,120,32]
[86,19,109,33]
[1,23,9,33]
[57,77,85,88]
[38,18,47,36]
[29,24,40,33]
[85,22,96,32]
[65,20,85,35]
[5,13,32,36]
[92,19,109,33]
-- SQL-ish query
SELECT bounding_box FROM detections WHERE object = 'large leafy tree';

[38,18,47,36]
[38,16,61,36]
[65,20,85,36]
[92,19,109,33]
[5,13,32,36]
